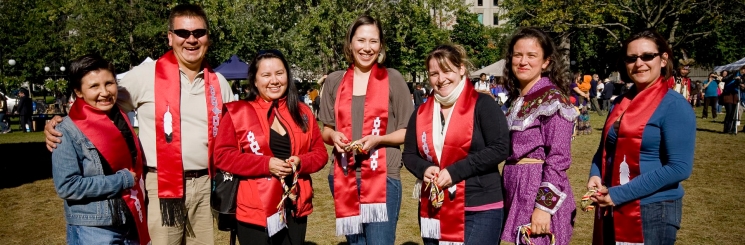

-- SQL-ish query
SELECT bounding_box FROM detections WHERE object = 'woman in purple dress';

[500,28,578,245]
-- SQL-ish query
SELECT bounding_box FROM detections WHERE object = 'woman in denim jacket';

[52,55,149,245]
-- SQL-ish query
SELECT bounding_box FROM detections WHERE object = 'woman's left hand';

[435,169,452,188]
[590,188,615,207]
[286,156,301,168]
[357,135,383,153]
[530,208,552,235]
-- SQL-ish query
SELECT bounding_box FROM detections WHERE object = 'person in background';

[721,65,744,134]
[588,28,694,245]
[0,93,8,133]
[689,80,701,108]
[601,78,615,112]
[596,75,605,110]
[15,89,33,132]
[403,44,509,245]
[589,74,604,116]
[501,27,578,245]
[319,15,414,245]
[475,73,493,98]
[717,70,728,114]
[52,54,150,245]
[702,72,719,119]
[412,83,426,111]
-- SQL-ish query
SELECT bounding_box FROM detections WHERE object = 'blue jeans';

[641,199,682,245]
[422,208,504,245]
[66,224,139,245]
[327,175,401,245]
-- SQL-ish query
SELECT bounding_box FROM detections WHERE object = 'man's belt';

[147,166,209,179]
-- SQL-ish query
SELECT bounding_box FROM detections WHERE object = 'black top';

[270,128,291,160]
[590,80,599,97]
[16,96,33,115]
[602,82,615,99]
[413,89,425,106]
[403,94,510,206]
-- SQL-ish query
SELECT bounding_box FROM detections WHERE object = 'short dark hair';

[480,73,486,77]
[69,54,116,92]
[246,50,308,132]
[168,4,209,31]
[617,29,674,84]
[343,15,386,64]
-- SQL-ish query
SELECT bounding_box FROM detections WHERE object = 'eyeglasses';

[623,53,660,63]
[170,29,208,39]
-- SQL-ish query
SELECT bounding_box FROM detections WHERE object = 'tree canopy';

[0,0,506,93]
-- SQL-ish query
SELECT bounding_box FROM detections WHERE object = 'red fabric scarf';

[333,64,389,235]
[224,101,287,236]
[69,100,150,245]
[416,81,477,244]
[593,77,668,245]
[154,50,223,227]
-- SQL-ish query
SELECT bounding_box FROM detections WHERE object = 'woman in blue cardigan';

[587,29,695,245]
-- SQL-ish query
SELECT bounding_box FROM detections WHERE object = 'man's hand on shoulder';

[45,116,64,152]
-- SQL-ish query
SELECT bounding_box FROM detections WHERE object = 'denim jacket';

[51,117,135,226]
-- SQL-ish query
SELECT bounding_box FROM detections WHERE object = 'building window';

[477,13,483,24]
[493,0,498,6]
[493,13,499,25]
[478,0,483,6]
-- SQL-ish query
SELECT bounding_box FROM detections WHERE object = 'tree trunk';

[558,32,572,70]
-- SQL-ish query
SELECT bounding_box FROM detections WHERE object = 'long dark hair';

[343,15,386,64]
[617,29,674,84]
[246,50,308,132]
[502,27,570,103]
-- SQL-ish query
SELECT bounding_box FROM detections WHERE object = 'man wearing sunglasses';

[44,4,234,245]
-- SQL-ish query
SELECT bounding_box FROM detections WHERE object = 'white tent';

[116,57,155,80]
[714,57,745,72]
[472,59,505,78]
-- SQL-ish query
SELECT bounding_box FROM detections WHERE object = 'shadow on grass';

[696,128,723,133]
[0,142,52,189]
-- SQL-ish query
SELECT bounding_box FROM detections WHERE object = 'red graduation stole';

[593,77,668,245]
[69,99,150,245]
[416,81,477,244]
[154,50,223,227]
[333,64,389,235]
[224,101,287,236]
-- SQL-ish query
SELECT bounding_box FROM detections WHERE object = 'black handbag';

[211,169,239,232]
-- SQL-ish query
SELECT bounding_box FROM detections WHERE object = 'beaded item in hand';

[277,162,299,222]
[580,186,606,212]
[424,173,444,208]
[516,224,556,245]
[343,140,367,154]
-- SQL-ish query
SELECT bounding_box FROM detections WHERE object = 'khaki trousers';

[146,172,214,245]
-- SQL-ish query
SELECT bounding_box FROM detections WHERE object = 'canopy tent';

[214,55,249,80]
[471,59,505,78]
[116,57,154,80]
[714,57,745,72]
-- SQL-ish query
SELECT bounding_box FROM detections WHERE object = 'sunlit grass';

[0,106,742,244]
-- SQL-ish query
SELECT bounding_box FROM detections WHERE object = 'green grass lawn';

[0,106,743,244]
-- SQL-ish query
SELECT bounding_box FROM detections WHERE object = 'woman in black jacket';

[402,44,509,245]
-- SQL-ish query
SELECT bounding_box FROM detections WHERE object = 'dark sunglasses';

[623,53,660,63]
[171,29,208,39]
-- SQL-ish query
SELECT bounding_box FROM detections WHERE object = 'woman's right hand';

[331,130,350,152]
[423,166,440,184]
[269,157,292,177]
[587,176,603,190]
[45,116,64,152]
